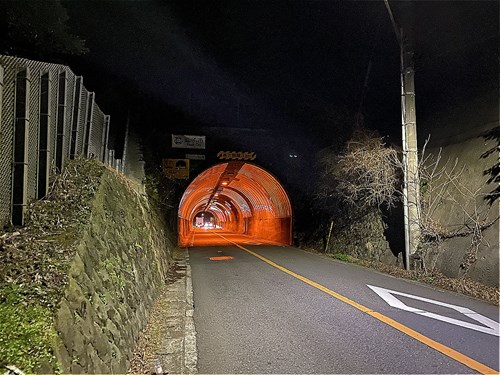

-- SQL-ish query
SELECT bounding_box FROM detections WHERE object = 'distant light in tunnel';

[221,181,228,185]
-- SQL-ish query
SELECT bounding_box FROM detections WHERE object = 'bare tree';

[317,129,401,209]
[317,131,498,274]
[481,126,500,205]
[415,142,498,275]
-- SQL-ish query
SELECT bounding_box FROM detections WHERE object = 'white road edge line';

[184,249,198,374]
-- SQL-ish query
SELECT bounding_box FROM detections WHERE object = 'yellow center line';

[216,233,499,375]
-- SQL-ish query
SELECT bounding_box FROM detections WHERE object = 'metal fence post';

[83,92,94,158]
[37,72,51,199]
[12,68,30,225]
[104,115,110,164]
[0,64,6,225]
[110,149,115,168]
[122,115,129,174]
[0,65,3,129]
[55,70,67,171]
[100,114,110,162]
[69,76,82,159]
[75,79,87,157]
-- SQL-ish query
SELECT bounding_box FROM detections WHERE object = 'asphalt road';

[189,235,500,374]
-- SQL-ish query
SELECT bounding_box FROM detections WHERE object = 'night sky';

[60,0,498,169]
[64,1,497,133]
[66,1,391,133]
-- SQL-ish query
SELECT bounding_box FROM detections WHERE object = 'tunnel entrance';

[178,162,292,247]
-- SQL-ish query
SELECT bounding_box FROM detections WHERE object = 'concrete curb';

[183,250,198,374]
[155,248,198,374]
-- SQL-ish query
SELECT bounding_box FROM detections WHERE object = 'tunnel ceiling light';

[221,181,228,185]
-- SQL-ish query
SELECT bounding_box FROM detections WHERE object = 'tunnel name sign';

[163,158,190,179]
[172,134,205,149]
[217,151,256,160]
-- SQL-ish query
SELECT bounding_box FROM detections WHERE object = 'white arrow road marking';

[367,285,500,336]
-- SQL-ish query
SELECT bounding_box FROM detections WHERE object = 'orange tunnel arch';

[178,162,292,247]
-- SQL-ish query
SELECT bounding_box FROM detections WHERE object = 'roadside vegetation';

[0,159,104,372]
[312,128,499,304]
[0,0,87,60]
[310,250,499,305]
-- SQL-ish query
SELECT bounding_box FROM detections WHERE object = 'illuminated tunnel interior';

[178,162,292,247]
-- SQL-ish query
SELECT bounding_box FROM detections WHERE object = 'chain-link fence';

[0,55,125,226]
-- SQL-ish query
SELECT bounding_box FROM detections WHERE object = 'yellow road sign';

[163,158,190,179]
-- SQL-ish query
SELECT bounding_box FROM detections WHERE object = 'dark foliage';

[0,1,88,60]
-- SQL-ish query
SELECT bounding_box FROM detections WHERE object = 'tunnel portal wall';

[247,217,292,245]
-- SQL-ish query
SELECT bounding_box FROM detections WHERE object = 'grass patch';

[0,285,59,372]
[330,252,352,262]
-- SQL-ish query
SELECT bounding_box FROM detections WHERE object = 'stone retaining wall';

[53,169,173,373]
[328,209,396,264]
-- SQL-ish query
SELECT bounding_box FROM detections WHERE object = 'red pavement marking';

[209,256,234,261]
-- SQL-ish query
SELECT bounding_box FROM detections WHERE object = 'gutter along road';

[188,232,499,374]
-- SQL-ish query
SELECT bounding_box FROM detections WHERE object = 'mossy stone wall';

[53,169,172,373]
[328,209,395,264]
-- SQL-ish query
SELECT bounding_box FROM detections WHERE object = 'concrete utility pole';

[384,1,421,269]
[400,28,421,269]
